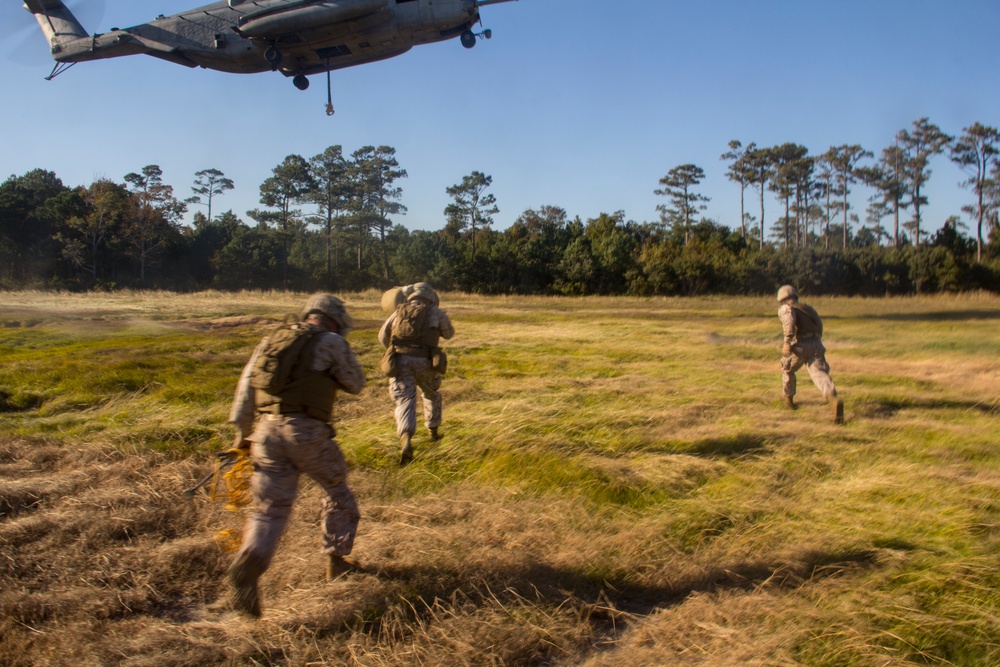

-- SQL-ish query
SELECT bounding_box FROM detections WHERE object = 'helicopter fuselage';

[28,0,510,82]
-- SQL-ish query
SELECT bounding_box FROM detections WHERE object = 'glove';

[217,435,251,460]
[233,433,252,451]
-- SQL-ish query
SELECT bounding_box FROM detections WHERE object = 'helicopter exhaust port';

[293,74,309,90]
[265,46,283,69]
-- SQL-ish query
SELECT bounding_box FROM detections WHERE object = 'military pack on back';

[790,303,823,339]
[392,300,435,352]
[251,323,319,394]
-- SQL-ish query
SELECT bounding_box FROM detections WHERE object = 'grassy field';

[1,289,998,666]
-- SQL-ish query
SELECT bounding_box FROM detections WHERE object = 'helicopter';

[23,0,516,96]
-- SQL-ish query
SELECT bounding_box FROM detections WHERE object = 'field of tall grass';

[1,289,998,666]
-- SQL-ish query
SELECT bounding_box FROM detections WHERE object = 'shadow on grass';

[683,432,770,459]
[288,546,882,657]
[0,389,46,413]
[856,397,998,419]
[864,310,1000,322]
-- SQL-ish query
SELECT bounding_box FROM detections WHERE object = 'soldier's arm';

[377,314,395,348]
[314,333,366,395]
[228,341,265,438]
[435,309,455,340]
[778,305,796,353]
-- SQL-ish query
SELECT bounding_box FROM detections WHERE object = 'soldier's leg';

[290,420,360,557]
[414,364,443,434]
[806,352,843,423]
[390,365,418,465]
[287,419,360,578]
[805,353,836,401]
[389,370,418,439]
[782,354,803,402]
[229,428,299,616]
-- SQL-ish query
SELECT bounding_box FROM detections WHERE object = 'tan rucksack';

[392,301,432,347]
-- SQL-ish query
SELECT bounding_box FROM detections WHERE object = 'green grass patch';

[2,291,1000,665]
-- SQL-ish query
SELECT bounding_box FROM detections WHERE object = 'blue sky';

[2,0,998,237]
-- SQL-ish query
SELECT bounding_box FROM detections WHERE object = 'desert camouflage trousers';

[233,414,360,574]
[389,354,442,438]
[782,339,837,401]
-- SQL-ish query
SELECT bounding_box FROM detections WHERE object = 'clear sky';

[2,0,998,237]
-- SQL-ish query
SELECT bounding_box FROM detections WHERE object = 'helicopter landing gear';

[293,74,309,91]
[460,28,492,49]
[264,46,282,70]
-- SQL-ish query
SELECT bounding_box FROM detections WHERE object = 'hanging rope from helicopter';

[326,60,335,116]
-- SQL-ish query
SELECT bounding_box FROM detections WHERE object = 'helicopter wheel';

[460,30,476,49]
[293,74,309,91]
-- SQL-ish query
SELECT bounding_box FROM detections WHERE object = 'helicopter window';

[396,0,417,3]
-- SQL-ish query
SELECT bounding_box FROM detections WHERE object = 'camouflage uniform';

[378,287,454,457]
[226,295,365,616]
[777,285,843,422]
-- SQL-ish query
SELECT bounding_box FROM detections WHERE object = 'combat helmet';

[407,282,438,306]
[776,285,798,302]
[301,293,353,334]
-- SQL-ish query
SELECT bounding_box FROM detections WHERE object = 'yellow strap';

[210,449,254,551]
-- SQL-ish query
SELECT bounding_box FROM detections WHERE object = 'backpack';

[392,301,432,347]
[250,324,318,394]
[791,303,823,338]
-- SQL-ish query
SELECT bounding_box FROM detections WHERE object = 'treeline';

[1,119,999,295]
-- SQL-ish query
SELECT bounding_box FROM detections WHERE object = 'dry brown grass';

[1,290,999,666]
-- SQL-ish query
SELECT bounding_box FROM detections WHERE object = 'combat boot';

[400,433,413,467]
[326,554,355,580]
[429,426,441,441]
[227,552,265,618]
[783,395,796,410]
[830,395,844,424]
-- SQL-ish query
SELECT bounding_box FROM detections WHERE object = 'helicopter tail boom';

[23,0,162,66]
[23,0,88,46]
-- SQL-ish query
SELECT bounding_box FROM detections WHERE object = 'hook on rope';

[325,63,335,116]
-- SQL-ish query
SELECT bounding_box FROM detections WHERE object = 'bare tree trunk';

[739,184,746,238]
[842,188,849,249]
[758,187,765,249]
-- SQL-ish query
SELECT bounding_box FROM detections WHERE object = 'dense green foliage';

[3,118,999,295]
[2,171,998,296]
